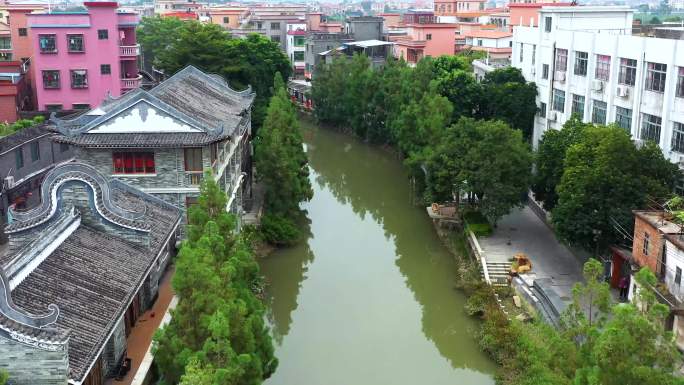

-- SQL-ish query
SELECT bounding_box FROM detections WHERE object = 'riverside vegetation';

[312,54,536,223]
[313,53,684,385]
[254,75,313,246]
[458,255,684,385]
[153,176,277,385]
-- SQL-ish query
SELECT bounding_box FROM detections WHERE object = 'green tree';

[580,268,684,385]
[435,69,481,121]
[0,370,8,385]
[312,56,352,127]
[478,67,538,140]
[138,18,291,130]
[424,117,532,221]
[650,16,663,24]
[136,16,184,67]
[552,125,678,251]
[255,74,313,244]
[532,117,590,211]
[154,175,276,384]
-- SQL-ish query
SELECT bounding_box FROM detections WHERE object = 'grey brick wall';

[59,183,150,247]
[101,317,126,377]
[0,335,68,385]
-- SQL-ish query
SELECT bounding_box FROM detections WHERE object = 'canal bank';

[259,120,496,385]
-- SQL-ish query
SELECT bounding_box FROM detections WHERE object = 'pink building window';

[39,34,57,53]
[67,34,85,53]
[70,70,88,89]
[42,70,60,89]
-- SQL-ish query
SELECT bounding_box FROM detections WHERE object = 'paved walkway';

[478,205,587,301]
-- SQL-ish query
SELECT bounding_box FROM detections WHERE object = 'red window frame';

[112,152,155,174]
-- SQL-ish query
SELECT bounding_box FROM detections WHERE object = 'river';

[260,120,497,385]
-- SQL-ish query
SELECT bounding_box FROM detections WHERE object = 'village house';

[0,61,31,122]
[286,23,307,78]
[49,65,254,224]
[27,1,141,112]
[0,161,182,385]
[628,210,684,351]
[392,11,457,65]
[0,121,74,243]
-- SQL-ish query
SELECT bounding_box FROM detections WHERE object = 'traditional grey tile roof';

[53,131,230,148]
[150,65,254,131]
[0,163,182,383]
[49,65,254,149]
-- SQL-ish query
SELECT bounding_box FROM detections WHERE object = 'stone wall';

[102,317,126,377]
[0,335,68,385]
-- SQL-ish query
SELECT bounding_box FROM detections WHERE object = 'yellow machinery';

[510,253,532,275]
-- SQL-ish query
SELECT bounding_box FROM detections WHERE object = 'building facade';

[511,5,684,171]
[286,27,306,77]
[0,61,31,122]
[51,65,254,223]
[392,11,457,65]
[27,1,141,112]
[304,32,353,79]
[344,16,384,41]
[0,122,74,243]
[0,162,181,385]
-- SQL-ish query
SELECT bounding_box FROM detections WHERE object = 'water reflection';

[260,120,496,385]
[261,218,314,344]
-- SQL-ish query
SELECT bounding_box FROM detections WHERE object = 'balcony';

[121,75,142,91]
[119,44,140,58]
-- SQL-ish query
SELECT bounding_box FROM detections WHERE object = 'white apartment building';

[512,6,684,174]
[286,22,307,78]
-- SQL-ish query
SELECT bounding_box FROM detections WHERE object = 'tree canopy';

[137,17,291,129]
[255,74,313,245]
[481,261,684,385]
[532,117,589,211]
[552,125,678,251]
[423,117,532,222]
[153,175,277,384]
[311,54,537,223]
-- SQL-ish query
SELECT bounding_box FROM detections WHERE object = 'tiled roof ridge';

[151,64,256,103]
[50,90,218,137]
[0,270,69,349]
[6,162,150,234]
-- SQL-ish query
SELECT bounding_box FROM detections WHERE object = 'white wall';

[513,7,684,167]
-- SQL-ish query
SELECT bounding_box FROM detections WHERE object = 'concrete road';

[478,205,588,301]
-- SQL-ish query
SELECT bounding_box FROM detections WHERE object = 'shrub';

[260,213,300,246]
[467,222,493,236]
[463,209,493,236]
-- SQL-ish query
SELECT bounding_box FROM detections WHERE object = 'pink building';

[392,12,457,65]
[27,1,140,112]
[508,3,573,28]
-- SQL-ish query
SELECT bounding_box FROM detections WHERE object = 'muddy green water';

[260,121,497,385]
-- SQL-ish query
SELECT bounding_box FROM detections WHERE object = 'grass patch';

[463,209,493,236]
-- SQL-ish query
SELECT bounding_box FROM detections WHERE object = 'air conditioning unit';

[555,71,566,82]
[549,112,558,121]
[4,176,14,190]
[592,80,604,92]
[617,85,630,98]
